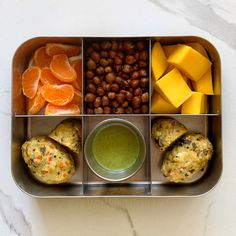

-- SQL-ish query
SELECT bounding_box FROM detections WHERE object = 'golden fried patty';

[49,119,82,154]
[21,136,75,184]
[151,118,188,151]
[161,133,213,183]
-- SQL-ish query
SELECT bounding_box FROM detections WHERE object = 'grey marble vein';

[148,0,236,49]
[203,201,214,236]
[0,190,32,236]
[102,199,138,236]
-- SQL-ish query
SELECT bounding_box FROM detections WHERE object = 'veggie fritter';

[21,136,75,184]
[151,117,188,151]
[161,133,213,183]
[49,119,82,154]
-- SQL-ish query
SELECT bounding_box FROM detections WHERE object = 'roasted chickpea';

[91,42,100,51]
[96,66,105,75]
[130,79,140,89]
[104,106,111,114]
[125,55,136,65]
[139,50,148,61]
[123,41,134,51]
[86,83,96,94]
[123,64,132,74]
[100,58,109,67]
[107,58,114,66]
[108,92,116,100]
[105,66,112,73]
[86,70,94,79]
[114,57,122,65]
[118,42,123,50]
[117,51,124,59]
[101,41,112,50]
[134,87,142,96]
[139,69,148,77]
[115,76,122,85]
[136,41,145,51]
[122,101,129,108]
[121,73,129,80]
[100,51,108,58]
[109,50,116,58]
[94,107,103,114]
[103,83,111,92]
[133,63,139,71]
[85,93,96,102]
[87,59,96,70]
[112,100,119,108]
[94,97,102,108]
[141,104,149,114]
[141,92,149,103]
[91,51,100,63]
[111,83,119,92]
[106,72,116,84]
[114,65,122,72]
[140,78,149,87]
[93,76,101,85]
[111,41,118,50]
[134,52,140,60]
[132,96,141,108]
[86,108,94,114]
[125,106,133,114]
[139,61,147,68]
[121,80,129,90]
[116,93,125,104]
[97,87,105,96]
[115,107,124,114]
[102,96,110,106]
[131,71,139,80]
[86,46,94,55]
[126,91,133,101]
[133,108,141,114]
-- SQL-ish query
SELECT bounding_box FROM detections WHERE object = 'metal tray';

[11,36,222,197]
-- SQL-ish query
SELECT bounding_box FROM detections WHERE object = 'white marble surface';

[0,0,236,235]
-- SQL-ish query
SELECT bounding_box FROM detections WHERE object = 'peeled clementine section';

[46,43,81,57]
[41,84,74,106]
[33,46,52,68]
[72,89,82,106]
[45,103,81,115]
[22,66,41,98]
[27,83,46,114]
[40,67,62,85]
[50,54,77,82]
[71,59,82,91]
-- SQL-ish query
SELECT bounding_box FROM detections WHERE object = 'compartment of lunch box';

[12,37,83,116]
[150,36,221,115]
[83,37,151,115]
[82,115,151,196]
[12,116,84,197]
[150,114,222,196]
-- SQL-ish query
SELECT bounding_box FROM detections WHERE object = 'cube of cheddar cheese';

[151,42,168,81]
[167,44,212,81]
[151,91,180,114]
[186,43,214,95]
[181,92,207,114]
[155,68,192,108]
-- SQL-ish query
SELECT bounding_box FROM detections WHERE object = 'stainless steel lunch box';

[11,36,222,197]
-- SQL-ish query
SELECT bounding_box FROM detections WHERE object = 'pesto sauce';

[92,124,139,171]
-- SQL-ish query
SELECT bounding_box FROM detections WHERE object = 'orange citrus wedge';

[50,54,77,82]
[22,66,41,98]
[45,103,81,115]
[27,83,46,114]
[72,89,82,106]
[41,84,74,106]
[71,59,82,91]
[33,46,52,68]
[40,67,63,85]
[46,43,81,57]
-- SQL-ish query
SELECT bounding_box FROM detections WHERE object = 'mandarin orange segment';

[46,43,81,57]
[27,83,46,114]
[45,103,81,115]
[50,54,77,82]
[72,89,82,107]
[71,59,82,91]
[33,46,52,68]
[41,84,74,106]
[40,67,63,85]
[22,66,41,98]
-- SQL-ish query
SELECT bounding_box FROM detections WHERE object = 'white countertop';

[1,0,236,235]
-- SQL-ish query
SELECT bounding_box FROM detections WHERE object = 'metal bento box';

[11,36,222,197]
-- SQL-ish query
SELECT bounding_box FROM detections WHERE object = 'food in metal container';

[49,119,82,154]
[151,118,187,151]
[161,133,213,183]
[21,136,75,184]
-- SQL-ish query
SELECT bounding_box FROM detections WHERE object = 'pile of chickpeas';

[84,40,149,114]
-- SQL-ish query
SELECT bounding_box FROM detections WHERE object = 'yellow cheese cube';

[167,44,212,81]
[151,91,180,114]
[155,68,192,108]
[187,43,214,95]
[152,42,168,81]
[181,92,207,114]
